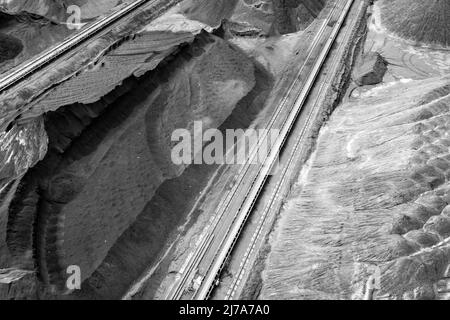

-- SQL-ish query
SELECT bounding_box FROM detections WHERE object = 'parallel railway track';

[0,0,178,93]
[164,0,356,300]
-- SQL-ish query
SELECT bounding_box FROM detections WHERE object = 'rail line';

[196,0,356,300]
[0,0,175,93]
[224,0,364,299]
[165,0,356,300]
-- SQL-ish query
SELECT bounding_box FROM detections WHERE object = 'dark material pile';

[353,51,387,86]
[272,0,326,34]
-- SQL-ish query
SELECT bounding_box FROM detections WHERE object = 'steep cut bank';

[261,76,450,300]
[379,0,450,47]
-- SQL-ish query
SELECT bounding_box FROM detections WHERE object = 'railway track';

[436,275,450,300]
[0,0,178,93]
[164,0,356,300]
[223,0,365,300]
